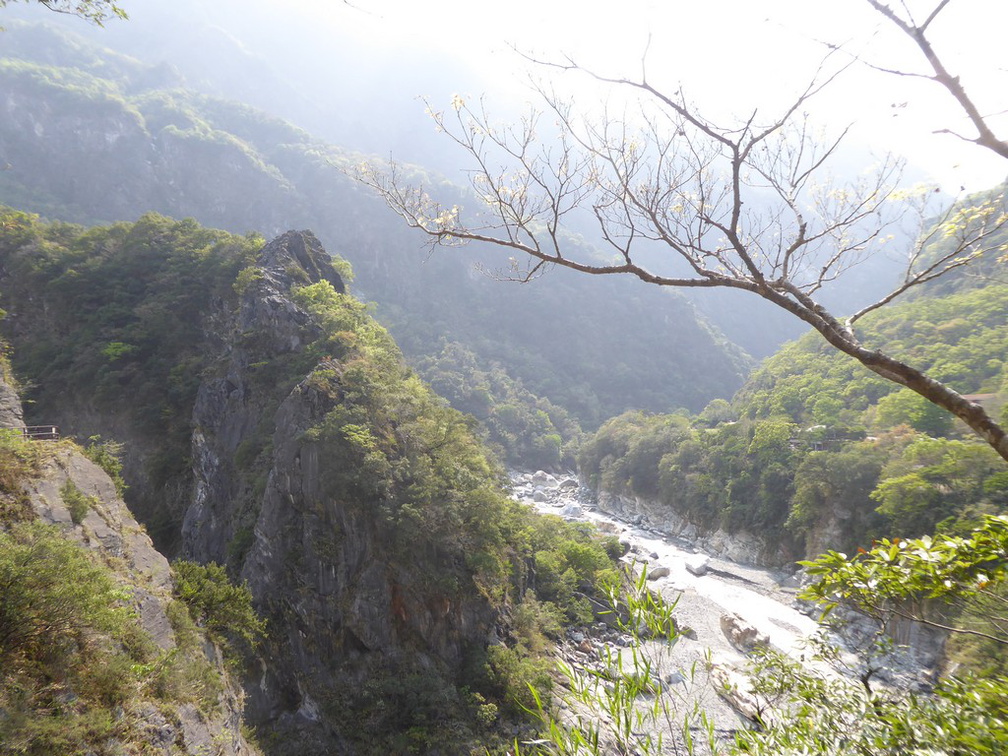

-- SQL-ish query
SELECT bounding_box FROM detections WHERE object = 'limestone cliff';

[1,369,260,755]
[594,489,791,568]
[183,230,341,564]
[182,230,498,752]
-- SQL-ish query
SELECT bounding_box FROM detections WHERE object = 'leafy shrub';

[0,523,148,754]
[171,560,264,650]
[60,479,96,525]
[82,435,126,498]
[0,522,132,664]
[0,427,42,522]
[149,600,224,710]
[486,643,554,715]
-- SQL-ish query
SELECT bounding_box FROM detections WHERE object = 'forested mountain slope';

[0,21,749,450]
[578,183,1008,566]
[0,210,622,753]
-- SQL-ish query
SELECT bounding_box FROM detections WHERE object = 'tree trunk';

[819,324,1008,463]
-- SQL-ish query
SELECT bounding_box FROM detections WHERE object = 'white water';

[514,474,822,663]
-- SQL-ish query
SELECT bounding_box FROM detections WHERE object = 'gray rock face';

[0,365,24,428]
[236,376,493,730]
[25,450,172,595]
[595,490,790,567]
[647,566,671,580]
[18,446,257,756]
[183,231,341,563]
[180,231,493,746]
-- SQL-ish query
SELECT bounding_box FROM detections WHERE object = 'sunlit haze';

[294,0,1007,193]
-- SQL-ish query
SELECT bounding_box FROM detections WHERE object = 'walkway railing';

[21,425,60,440]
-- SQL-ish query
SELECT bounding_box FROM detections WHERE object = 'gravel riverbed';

[511,470,829,750]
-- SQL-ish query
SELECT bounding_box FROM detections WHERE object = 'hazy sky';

[297,0,1007,193]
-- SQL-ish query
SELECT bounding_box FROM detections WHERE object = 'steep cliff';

[0,365,260,756]
[0,215,621,753]
[183,230,342,564]
[182,230,506,752]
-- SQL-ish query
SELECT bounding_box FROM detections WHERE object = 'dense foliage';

[733,517,1008,756]
[0,521,232,755]
[171,560,264,652]
[0,209,624,751]
[0,33,750,450]
[737,284,1008,430]
[278,279,624,747]
[0,428,41,521]
[413,340,582,469]
[578,270,1008,560]
[0,207,263,546]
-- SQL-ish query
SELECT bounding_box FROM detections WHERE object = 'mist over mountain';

[0,0,922,359]
[0,18,752,444]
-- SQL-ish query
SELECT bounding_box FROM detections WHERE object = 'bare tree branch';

[354,36,1008,462]
[863,0,1008,160]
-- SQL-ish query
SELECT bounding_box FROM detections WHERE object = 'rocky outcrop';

[26,450,174,643]
[183,230,340,563]
[183,231,495,750]
[237,374,494,738]
[3,362,258,756]
[595,490,790,567]
[710,661,771,725]
[720,613,770,654]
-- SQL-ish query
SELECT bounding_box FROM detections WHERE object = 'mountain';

[0,210,622,753]
[575,183,1008,564]
[0,356,258,755]
[0,20,750,448]
[0,2,916,361]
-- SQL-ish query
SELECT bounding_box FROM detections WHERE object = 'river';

[512,469,900,748]
[512,470,945,754]
[514,471,820,649]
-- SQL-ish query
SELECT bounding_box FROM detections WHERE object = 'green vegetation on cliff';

[0,26,751,457]
[0,210,622,753]
[0,207,263,547]
[737,283,1008,431]
[0,439,256,755]
[414,340,582,469]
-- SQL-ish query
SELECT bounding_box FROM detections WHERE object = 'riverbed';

[514,471,819,649]
[512,470,835,745]
[512,470,940,751]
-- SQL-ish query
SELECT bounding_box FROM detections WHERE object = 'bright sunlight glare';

[296,0,1007,193]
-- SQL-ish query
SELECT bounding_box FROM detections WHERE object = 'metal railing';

[21,425,60,440]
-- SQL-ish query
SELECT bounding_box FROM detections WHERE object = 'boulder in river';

[685,555,710,576]
[647,566,671,580]
[559,503,583,519]
[720,612,770,653]
[532,470,558,488]
[711,661,770,724]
